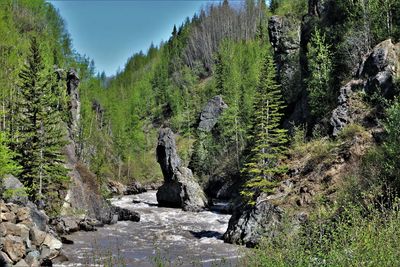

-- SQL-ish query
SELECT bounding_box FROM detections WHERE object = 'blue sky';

[48,0,224,76]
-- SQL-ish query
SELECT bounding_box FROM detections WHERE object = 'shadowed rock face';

[198,95,228,132]
[268,15,306,126]
[360,39,400,98]
[156,128,207,212]
[223,194,283,248]
[66,69,80,136]
[156,128,181,182]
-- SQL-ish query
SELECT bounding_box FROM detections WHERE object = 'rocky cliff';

[62,69,115,223]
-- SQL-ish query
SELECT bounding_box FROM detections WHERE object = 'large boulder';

[197,95,228,132]
[157,166,208,212]
[156,128,207,211]
[1,175,28,205]
[223,194,283,248]
[107,180,127,195]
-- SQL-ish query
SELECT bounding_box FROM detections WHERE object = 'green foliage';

[241,51,287,199]
[270,0,308,19]
[382,99,400,190]
[306,28,334,118]
[0,131,20,178]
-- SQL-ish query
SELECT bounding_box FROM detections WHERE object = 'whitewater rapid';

[57,191,243,266]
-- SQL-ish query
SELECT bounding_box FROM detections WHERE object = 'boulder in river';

[156,128,207,211]
[113,206,140,222]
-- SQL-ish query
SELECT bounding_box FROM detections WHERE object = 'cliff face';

[62,69,114,223]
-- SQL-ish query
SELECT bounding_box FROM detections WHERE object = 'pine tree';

[306,28,333,118]
[13,37,69,203]
[241,51,287,201]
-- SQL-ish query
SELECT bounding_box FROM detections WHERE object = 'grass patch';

[338,123,369,142]
[241,203,400,267]
[289,125,338,167]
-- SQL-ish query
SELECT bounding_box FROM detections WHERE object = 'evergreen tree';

[13,37,69,203]
[241,51,287,201]
[306,28,334,118]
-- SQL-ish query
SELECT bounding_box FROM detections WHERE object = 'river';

[56,191,243,266]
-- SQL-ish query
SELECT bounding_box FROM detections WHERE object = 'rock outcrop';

[156,128,207,211]
[0,201,65,266]
[360,39,400,98]
[62,69,116,224]
[198,95,228,132]
[331,39,400,135]
[268,15,306,125]
[223,194,284,247]
[330,79,364,136]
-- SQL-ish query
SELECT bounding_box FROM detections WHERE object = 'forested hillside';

[0,0,95,212]
[2,0,400,265]
[78,0,400,199]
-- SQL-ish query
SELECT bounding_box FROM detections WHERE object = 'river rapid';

[57,191,243,267]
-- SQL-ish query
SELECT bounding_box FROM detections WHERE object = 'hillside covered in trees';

[1,0,400,265]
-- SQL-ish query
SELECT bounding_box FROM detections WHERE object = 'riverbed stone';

[25,250,40,267]
[125,181,147,195]
[14,259,28,266]
[4,235,26,262]
[42,234,62,251]
[30,227,47,246]
[113,206,140,222]
[0,251,12,265]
